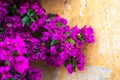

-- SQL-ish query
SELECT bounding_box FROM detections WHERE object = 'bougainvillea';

[0,0,94,80]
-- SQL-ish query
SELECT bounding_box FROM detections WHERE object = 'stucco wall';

[33,0,120,80]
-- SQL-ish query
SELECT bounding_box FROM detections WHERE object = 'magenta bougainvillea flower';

[13,56,29,74]
[0,0,94,79]
[66,64,73,74]
[17,2,29,15]
[0,1,8,23]
[80,25,95,43]
[31,3,45,16]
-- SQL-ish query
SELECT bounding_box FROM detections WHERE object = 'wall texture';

[33,0,120,80]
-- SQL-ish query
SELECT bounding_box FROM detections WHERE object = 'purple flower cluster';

[0,0,94,79]
[0,1,8,23]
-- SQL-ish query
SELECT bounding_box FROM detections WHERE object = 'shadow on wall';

[30,61,60,80]
[40,0,70,13]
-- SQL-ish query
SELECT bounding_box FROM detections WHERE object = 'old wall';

[34,0,120,80]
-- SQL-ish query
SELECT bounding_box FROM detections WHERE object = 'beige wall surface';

[33,0,120,80]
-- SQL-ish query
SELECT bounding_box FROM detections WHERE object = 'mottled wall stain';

[59,66,112,80]
[35,0,120,80]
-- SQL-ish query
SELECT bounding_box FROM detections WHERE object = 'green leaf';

[22,16,34,26]
[56,22,62,26]
[6,78,10,80]
[23,54,29,58]
[70,39,75,45]
[27,9,34,19]
[22,9,35,26]
[11,50,19,56]
[26,8,35,17]
[77,34,84,42]
[7,78,16,80]
[57,48,61,52]
[66,39,75,45]
[35,14,39,19]
[5,60,10,66]
[48,14,55,18]
[22,16,29,26]
[27,8,32,16]
[11,78,16,80]
[0,27,4,33]
[64,60,70,67]
[31,12,34,16]
[50,40,59,46]
[72,58,76,71]
[0,27,4,30]
[30,17,34,22]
